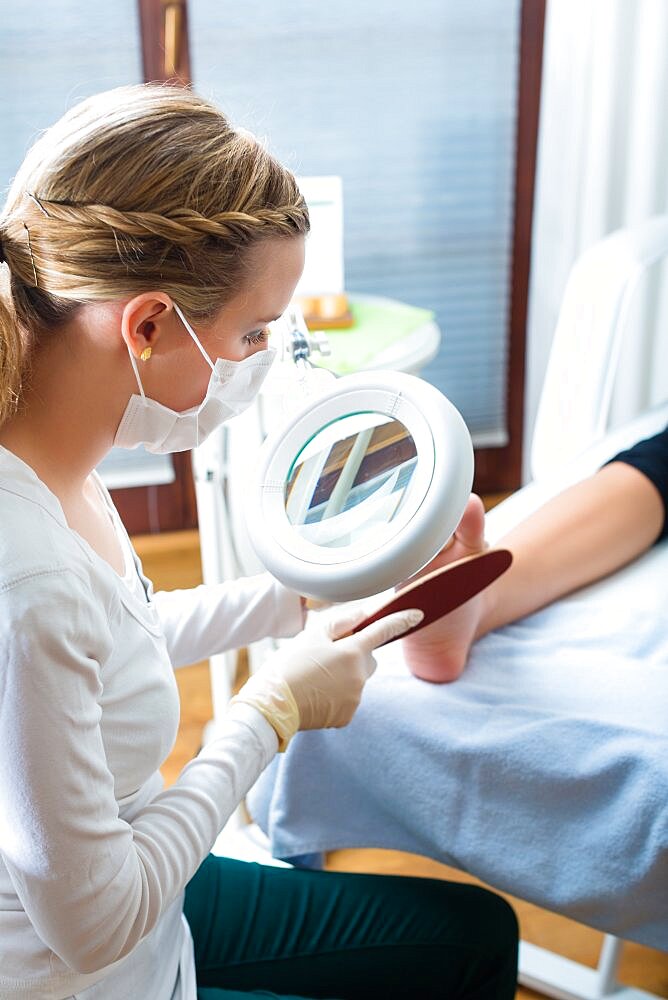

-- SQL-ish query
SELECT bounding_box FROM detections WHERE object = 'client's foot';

[401,494,487,682]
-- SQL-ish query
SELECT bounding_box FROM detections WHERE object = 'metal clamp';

[281,306,332,366]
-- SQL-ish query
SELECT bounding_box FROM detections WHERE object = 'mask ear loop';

[127,348,147,399]
[173,302,216,374]
[172,302,218,448]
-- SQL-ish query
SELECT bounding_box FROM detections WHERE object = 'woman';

[0,85,518,999]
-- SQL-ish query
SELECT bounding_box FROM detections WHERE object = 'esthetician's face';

[165,236,305,411]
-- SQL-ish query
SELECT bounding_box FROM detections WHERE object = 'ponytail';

[0,286,25,424]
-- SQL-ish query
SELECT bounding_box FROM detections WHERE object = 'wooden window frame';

[137,0,191,85]
[474,0,546,494]
[119,0,544,534]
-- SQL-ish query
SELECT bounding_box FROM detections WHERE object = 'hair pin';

[23,224,39,287]
[25,191,50,217]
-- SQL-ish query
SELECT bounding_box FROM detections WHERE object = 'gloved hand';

[229,604,423,750]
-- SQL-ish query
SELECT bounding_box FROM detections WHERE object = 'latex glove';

[230,604,423,750]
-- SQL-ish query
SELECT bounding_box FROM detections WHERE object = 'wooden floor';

[137,529,668,1000]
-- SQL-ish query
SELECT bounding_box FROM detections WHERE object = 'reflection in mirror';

[285,412,419,549]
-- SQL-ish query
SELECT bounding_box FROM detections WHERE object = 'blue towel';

[249,540,668,950]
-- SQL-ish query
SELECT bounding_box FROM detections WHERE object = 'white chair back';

[531,215,668,481]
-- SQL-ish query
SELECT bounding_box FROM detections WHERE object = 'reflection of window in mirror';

[314,420,418,498]
[285,415,419,550]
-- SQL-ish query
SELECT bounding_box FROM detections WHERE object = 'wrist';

[226,700,282,756]
[230,671,300,752]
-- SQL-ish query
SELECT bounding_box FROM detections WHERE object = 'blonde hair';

[0,84,309,422]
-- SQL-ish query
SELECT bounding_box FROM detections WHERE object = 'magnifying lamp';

[246,367,475,603]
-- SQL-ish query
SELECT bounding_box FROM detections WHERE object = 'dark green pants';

[183,854,518,999]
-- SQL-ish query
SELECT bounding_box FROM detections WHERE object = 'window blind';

[0,2,142,200]
[189,0,521,444]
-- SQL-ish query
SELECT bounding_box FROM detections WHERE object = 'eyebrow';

[255,315,282,325]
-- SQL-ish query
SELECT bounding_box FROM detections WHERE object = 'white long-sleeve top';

[0,447,304,1000]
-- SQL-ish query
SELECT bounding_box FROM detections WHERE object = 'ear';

[120,293,175,360]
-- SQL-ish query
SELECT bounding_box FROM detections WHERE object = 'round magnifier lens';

[285,413,417,551]
[246,370,473,602]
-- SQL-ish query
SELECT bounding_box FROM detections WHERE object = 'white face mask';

[113,302,276,454]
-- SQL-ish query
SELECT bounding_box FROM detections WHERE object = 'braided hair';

[0,84,309,422]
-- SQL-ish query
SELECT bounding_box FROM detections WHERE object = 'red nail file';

[350,548,513,646]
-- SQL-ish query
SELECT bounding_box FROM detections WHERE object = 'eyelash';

[244,329,268,346]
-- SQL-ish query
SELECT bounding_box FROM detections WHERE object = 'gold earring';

[140,347,152,362]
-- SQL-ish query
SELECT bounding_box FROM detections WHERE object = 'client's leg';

[184,853,518,999]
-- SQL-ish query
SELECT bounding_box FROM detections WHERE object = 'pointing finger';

[351,608,424,654]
